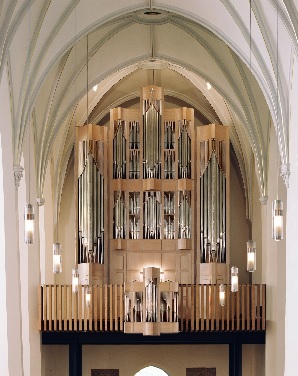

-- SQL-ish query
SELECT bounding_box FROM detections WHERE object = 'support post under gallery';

[229,336,242,376]
[69,342,82,376]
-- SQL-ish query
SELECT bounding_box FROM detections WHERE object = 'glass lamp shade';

[24,204,34,244]
[219,284,226,306]
[272,199,283,241]
[72,267,79,293]
[247,240,256,272]
[85,285,91,308]
[53,243,62,274]
[231,266,238,292]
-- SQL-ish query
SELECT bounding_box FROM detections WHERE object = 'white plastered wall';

[285,52,298,376]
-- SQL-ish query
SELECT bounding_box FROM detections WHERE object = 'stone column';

[0,66,24,376]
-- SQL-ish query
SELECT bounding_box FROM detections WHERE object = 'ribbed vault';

[1,0,296,219]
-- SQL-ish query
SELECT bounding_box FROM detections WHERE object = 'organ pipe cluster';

[113,120,126,178]
[143,98,162,179]
[200,140,226,263]
[129,121,140,179]
[129,192,140,239]
[178,120,191,179]
[164,191,175,239]
[178,191,191,239]
[78,140,104,264]
[145,279,158,322]
[164,121,175,179]
[124,267,179,333]
[143,191,161,239]
[113,191,126,239]
[111,87,195,244]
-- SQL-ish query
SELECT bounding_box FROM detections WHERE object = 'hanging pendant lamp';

[72,267,79,293]
[231,266,238,292]
[24,203,34,244]
[247,240,256,272]
[85,285,91,307]
[53,242,62,274]
[219,284,226,306]
[272,199,283,240]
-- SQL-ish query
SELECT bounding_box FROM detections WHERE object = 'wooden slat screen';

[39,284,266,333]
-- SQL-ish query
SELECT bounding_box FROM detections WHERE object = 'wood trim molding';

[186,368,216,376]
[91,370,119,376]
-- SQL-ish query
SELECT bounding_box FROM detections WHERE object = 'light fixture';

[247,240,256,272]
[93,84,97,92]
[206,82,212,90]
[272,199,283,240]
[85,285,91,307]
[219,284,225,306]
[72,267,79,293]
[53,243,62,274]
[24,0,34,245]
[53,198,62,273]
[272,0,284,241]
[231,266,238,292]
[24,203,34,244]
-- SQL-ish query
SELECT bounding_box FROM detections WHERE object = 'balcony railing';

[39,284,266,333]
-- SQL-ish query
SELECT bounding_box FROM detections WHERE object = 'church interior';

[1,1,298,376]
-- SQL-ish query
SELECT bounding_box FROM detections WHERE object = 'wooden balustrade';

[39,284,265,332]
[178,284,266,332]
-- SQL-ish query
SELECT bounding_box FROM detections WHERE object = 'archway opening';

[134,365,169,376]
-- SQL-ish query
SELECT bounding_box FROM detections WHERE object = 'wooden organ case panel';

[196,124,230,284]
[109,86,195,284]
[75,124,108,284]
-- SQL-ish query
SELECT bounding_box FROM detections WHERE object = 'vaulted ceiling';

[1,0,297,218]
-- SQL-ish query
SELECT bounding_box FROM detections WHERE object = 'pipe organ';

[75,87,229,287]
